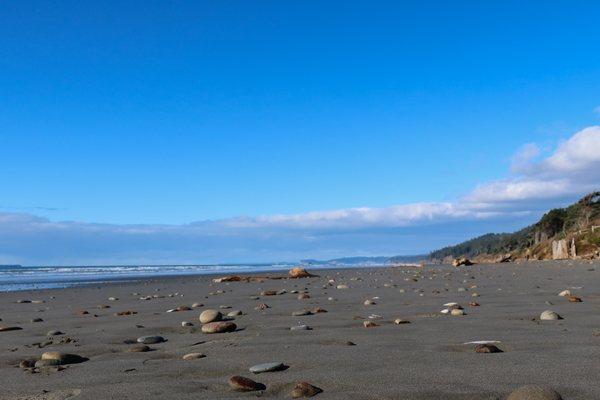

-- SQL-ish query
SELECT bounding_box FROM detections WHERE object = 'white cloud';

[0,125,599,264]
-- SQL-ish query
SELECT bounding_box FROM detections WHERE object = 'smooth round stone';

[450,309,466,316]
[46,330,64,336]
[128,344,151,353]
[475,344,503,353]
[137,335,165,344]
[291,381,323,398]
[41,351,86,365]
[0,326,23,332]
[291,310,312,316]
[35,359,62,367]
[181,321,193,327]
[199,309,222,324]
[227,310,243,317]
[363,299,376,305]
[201,321,237,334]
[228,375,266,392]
[507,385,562,400]
[249,362,285,374]
[182,352,206,360]
[540,310,562,321]
[290,325,311,331]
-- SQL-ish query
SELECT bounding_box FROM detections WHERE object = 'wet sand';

[1,260,599,399]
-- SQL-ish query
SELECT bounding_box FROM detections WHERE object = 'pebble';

[182,352,206,360]
[507,385,562,400]
[228,375,266,391]
[290,325,311,331]
[137,335,165,344]
[227,310,243,317]
[292,310,312,316]
[199,309,222,324]
[567,295,582,303]
[475,344,503,353]
[336,284,349,289]
[128,344,151,353]
[450,309,466,316]
[181,321,193,327]
[41,351,86,365]
[558,290,571,297]
[363,321,379,328]
[540,310,562,320]
[363,299,376,306]
[0,326,23,332]
[291,381,323,398]
[201,321,237,333]
[249,362,285,373]
[394,319,410,324]
[46,330,64,336]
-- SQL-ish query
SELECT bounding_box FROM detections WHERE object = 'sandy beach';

[1,260,599,399]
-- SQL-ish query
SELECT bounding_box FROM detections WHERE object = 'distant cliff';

[430,191,600,262]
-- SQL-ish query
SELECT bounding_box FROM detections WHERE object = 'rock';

[452,258,473,267]
[255,303,270,310]
[46,330,64,336]
[312,307,327,313]
[176,305,191,311]
[249,362,285,373]
[199,309,222,324]
[290,325,311,331]
[394,319,410,324]
[228,375,266,391]
[363,321,379,328]
[291,381,323,398]
[507,385,562,400]
[540,310,562,321]
[0,326,23,332]
[227,310,243,317]
[558,290,571,297]
[181,321,194,327]
[363,299,376,306]
[35,359,61,367]
[292,310,312,316]
[260,290,278,296]
[450,309,466,316]
[567,295,582,303]
[115,310,137,316]
[336,284,349,290]
[128,344,151,352]
[182,352,206,360]
[108,297,118,301]
[41,351,86,365]
[289,267,317,278]
[475,344,503,353]
[137,335,165,344]
[191,302,203,308]
[19,359,36,369]
[201,321,237,333]
[298,293,310,300]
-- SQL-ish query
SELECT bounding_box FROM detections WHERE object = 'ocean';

[0,263,295,292]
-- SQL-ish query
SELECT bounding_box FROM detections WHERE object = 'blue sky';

[1,1,600,264]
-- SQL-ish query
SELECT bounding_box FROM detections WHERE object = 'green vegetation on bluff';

[430,191,600,261]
